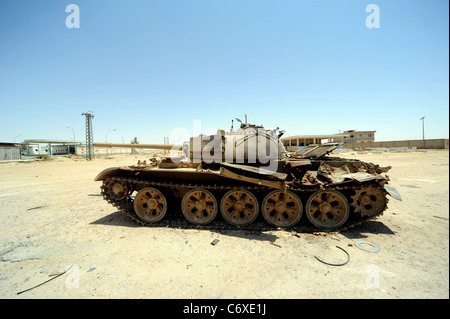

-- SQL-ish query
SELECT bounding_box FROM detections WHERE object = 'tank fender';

[94,167,123,181]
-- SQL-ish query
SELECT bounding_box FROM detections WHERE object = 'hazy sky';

[0,0,448,144]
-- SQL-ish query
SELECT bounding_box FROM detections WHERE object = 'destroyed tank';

[95,117,401,232]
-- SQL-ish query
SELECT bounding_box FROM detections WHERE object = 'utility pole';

[82,111,95,160]
[419,116,425,141]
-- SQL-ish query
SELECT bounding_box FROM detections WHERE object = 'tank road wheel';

[305,190,350,231]
[350,186,387,217]
[261,190,303,228]
[181,189,218,225]
[220,190,259,227]
[101,178,132,201]
[133,187,167,224]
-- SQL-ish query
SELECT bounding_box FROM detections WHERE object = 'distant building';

[281,134,346,151]
[281,130,376,151]
[0,143,21,161]
[342,130,376,144]
[22,139,82,156]
[20,139,133,157]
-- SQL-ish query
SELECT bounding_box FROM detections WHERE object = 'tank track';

[100,176,388,233]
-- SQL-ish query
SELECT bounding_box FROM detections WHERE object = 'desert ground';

[0,150,448,299]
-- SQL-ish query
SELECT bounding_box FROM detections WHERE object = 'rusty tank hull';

[95,119,401,232]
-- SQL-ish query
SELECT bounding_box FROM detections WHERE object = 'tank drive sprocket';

[350,186,388,217]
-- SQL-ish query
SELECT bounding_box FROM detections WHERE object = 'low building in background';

[281,134,346,151]
[22,139,83,156]
[342,130,376,144]
[282,129,377,151]
[0,143,21,160]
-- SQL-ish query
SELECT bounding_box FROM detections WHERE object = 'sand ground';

[0,150,448,299]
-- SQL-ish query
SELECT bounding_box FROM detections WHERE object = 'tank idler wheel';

[220,190,259,227]
[181,189,218,225]
[101,178,132,201]
[261,190,303,228]
[305,190,350,231]
[133,187,167,223]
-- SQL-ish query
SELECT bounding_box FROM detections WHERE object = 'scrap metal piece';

[270,242,282,248]
[317,162,345,184]
[314,246,350,266]
[341,172,377,183]
[285,159,312,169]
[17,265,73,295]
[354,240,380,253]
[27,206,44,211]
[301,171,323,186]
[292,143,341,159]
[317,162,378,184]
[383,185,402,201]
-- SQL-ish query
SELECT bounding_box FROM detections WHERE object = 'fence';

[345,138,449,150]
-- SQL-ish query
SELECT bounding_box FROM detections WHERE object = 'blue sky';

[0,0,448,144]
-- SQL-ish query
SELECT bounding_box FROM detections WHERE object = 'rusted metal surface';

[317,162,378,184]
[285,159,311,170]
[220,162,287,179]
[219,166,285,190]
[95,117,400,231]
[350,186,387,217]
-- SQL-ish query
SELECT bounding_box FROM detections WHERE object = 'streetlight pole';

[105,129,117,143]
[14,135,22,143]
[66,127,76,142]
[419,117,425,141]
